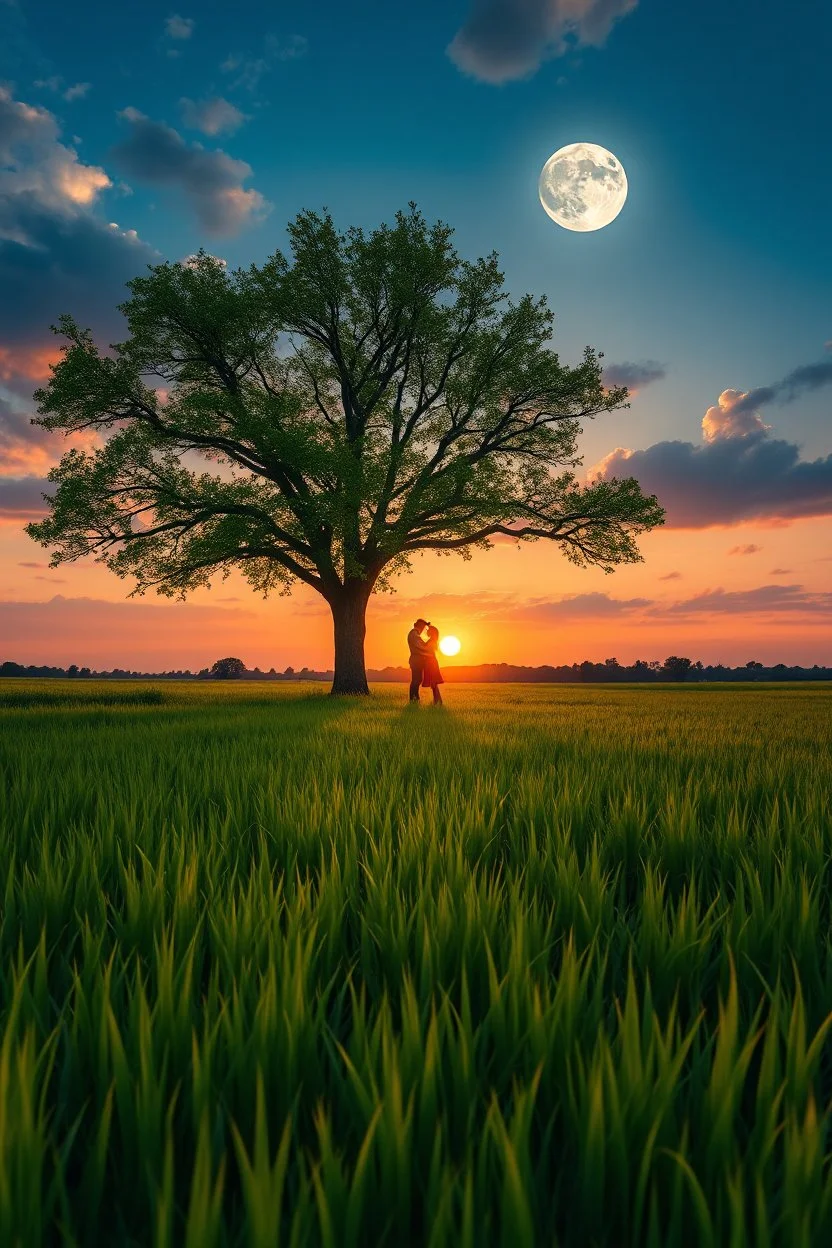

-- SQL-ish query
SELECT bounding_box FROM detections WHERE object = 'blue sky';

[3,0,830,461]
[1,0,830,666]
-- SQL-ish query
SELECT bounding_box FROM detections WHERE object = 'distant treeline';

[2,657,831,682]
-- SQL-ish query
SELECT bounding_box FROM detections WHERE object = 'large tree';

[27,206,664,694]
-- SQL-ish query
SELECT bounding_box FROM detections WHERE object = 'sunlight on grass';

[0,680,831,1244]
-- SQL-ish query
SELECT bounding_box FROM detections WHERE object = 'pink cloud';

[0,395,101,485]
[0,344,63,384]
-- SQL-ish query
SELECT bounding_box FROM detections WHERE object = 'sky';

[1,0,830,671]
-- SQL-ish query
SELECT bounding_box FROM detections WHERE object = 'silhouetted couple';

[407,618,444,705]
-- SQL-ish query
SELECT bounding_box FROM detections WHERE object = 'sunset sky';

[1,0,830,671]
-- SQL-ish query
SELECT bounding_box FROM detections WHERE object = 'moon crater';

[539,142,628,232]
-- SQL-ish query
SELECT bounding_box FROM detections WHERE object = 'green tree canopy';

[210,657,247,679]
[26,205,665,693]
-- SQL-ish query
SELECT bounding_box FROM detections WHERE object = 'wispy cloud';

[33,76,91,102]
[659,584,832,616]
[220,34,308,93]
[367,589,653,623]
[728,544,761,556]
[602,360,666,393]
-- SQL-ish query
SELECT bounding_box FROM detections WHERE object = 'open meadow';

[1,680,831,1247]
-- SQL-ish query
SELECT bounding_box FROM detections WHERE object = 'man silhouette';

[407,618,431,702]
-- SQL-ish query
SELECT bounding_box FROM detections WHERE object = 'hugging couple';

[406,618,445,705]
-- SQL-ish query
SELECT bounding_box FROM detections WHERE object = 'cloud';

[0,205,153,395]
[0,92,156,368]
[702,357,832,437]
[448,0,638,84]
[522,591,652,619]
[591,363,832,527]
[165,14,194,40]
[702,389,772,441]
[0,345,62,386]
[220,34,308,93]
[728,544,761,555]
[0,89,157,494]
[602,360,666,392]
[18,561,46,568]
[0,86,111,215]
[63,83,91,102]
[594,431,832,527]
[367,588,653,623]
[769,568,792,575]
[33,77,91,102]
[109,108,270,235]
[370,583,831,627]
[1,396,54,473]
[179,96,248,136]
[0,393,100,477]
[660,584,832,617]
[0,473,52,519]
[658,571,682,580]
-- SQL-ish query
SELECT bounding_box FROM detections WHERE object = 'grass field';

[1,680,831,1246]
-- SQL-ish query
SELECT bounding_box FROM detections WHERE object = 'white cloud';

[63,82,91,102]
[165,14,194,40]
[0,85,111,223]
[702,389,771,442]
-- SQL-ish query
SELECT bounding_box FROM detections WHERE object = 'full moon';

[439,636,461,657]
[539,142,628,232]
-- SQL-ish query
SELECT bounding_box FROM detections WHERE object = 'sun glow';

[439,635,461,657]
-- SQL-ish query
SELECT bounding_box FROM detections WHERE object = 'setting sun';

[439,635,461,656]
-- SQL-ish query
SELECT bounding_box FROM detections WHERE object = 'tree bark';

[329,583,371,695]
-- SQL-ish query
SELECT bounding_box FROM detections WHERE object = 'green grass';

[1,679,831,1246]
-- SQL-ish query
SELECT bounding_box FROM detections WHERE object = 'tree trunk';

[329,583,371,695]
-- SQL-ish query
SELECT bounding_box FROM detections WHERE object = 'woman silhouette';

[421,624,444,705]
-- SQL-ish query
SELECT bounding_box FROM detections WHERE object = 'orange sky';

[2,506,830,670]
[1,60,831,673]
[1,270,830,672]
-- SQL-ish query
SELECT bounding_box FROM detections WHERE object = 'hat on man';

[413,618,428,629]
